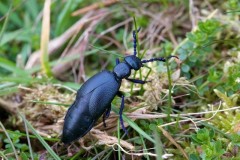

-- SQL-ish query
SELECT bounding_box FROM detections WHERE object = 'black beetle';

[61,29,177,144]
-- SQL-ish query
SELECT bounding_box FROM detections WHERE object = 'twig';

[52,10,108,80]
[158,125,189,160]
[189,0,196,29]
[92,18,132,44]
[25,12,108,69]
[0,98,18,115]
[72,0,119,16]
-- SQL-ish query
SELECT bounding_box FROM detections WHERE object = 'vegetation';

[0,0,239,159]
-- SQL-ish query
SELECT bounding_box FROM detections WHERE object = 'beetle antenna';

[141,55,178,63]
[133,27,141,56]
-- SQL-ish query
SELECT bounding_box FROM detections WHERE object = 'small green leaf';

[189,154,200,160]
[181,40,194,50]
[179,52,187,61]
[191,128,211,145]
[149,124,157,131]
[209,129,214,139]
[207,69,221,83]
[19,113,61,160]
[198,19,220,35]
[231,133,240,146]
[228,0,239,9]
[178,47,188,60]
[189,55,197,62]
[181,64,190,73]
[20,152,29,160]
[187,31,207,44]
[0,57,30,77]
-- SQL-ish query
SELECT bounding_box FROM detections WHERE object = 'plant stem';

[118,119,121,160]
[166,57,173,120]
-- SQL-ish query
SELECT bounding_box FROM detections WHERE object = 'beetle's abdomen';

[62,71,121,143]
[62,92,94,144]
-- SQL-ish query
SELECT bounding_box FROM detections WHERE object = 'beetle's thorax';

[113,55,143,79]
[113,62,131,79]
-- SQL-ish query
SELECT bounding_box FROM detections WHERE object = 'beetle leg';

[119,95,128,134]
[116,91,123,97]
[102,116,107,128]
[116,91,128,133]
[126,78,151,84]
[105,106,111,118]
[103,106,111,127]
[116,58,120,65]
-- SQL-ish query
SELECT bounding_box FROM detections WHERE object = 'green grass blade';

[123,114,155,143]
[0,76,33,84]
[165,54,173,119]
[25,0,39,20]
[27,54,81,74]
[22,114,34,160]
[0,86,18,96]
[19,113,61,160]
[140,134,150,160]
[90,44,124,58]
[0,57,30,76]
[0,2,22,27]
[0,30,25,46]
[0,2,12,44]
[4,129,59,142]
[153,128,163,160]
[117,119,121,160]
[0,151,8,160]
[55,0,75,35]
[112,105,155,143]
[0,121,18,160]
[0,82,15,89]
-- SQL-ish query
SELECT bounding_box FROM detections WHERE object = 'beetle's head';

[124,55,142,70]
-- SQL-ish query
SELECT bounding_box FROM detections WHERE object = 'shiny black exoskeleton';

[61,29,177,144]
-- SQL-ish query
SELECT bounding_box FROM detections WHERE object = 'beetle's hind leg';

[119,94,128,134]
[103,106,111,127]
[116,91,128,134]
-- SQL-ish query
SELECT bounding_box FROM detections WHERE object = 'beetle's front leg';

[117,91,128,134]
[126,78,151,84]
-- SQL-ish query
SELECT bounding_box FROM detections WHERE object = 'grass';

[0,0,240,159]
